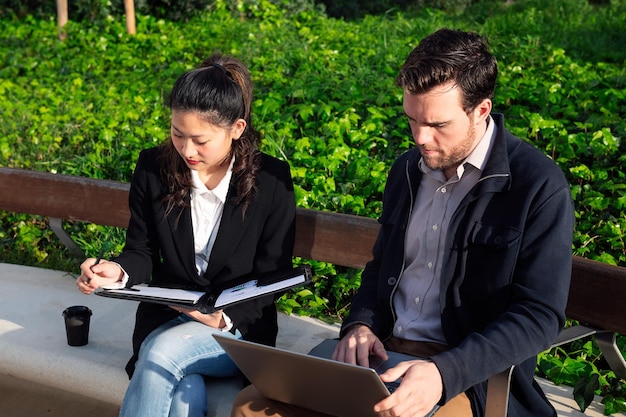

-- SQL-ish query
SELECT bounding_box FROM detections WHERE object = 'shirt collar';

[190,156,235,204]
[464,114,495,172]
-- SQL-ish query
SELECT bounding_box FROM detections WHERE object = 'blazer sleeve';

[253,158,296,278]
[224,155,296,344]
[112,148,162,285]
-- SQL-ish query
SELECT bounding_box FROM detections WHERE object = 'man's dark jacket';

[342,114,575,417]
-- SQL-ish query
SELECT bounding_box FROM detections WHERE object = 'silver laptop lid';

[214,334,391,417]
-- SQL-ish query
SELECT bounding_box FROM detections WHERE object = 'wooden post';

[56,0,68,40]
[124,0,136,35]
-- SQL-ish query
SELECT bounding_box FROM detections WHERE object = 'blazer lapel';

[167,202,198,280]
[204,200,250,280]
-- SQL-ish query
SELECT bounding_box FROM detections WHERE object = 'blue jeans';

[120,314,242,417]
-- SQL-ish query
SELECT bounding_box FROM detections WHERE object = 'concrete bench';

[0,262,616,417]
[1,167,626,417]
[0,262,340,416]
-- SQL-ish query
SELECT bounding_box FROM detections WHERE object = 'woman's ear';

[232,118,247,140]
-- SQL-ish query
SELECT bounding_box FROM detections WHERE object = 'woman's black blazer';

[112,147,296,376]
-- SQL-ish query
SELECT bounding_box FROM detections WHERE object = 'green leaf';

[573,374,600,412]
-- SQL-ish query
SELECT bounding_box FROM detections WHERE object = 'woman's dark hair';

[159,54,261,217]
[396,28,498,114]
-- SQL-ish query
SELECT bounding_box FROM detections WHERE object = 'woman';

[76,54,296,417]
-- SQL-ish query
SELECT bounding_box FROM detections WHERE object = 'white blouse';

[190,157,235,276]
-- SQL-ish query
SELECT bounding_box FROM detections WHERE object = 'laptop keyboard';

[384,380,400,393]
[381,381,440,416]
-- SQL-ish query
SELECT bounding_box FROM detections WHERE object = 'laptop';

[213,334,439,417]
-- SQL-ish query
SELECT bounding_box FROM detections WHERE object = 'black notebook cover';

[95,265,312,314]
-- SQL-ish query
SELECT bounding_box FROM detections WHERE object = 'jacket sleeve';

[112,148,161,285]
[224,156,296,344]
[340,152,412,338]
[252,159,296,276]
[339,226,390,337]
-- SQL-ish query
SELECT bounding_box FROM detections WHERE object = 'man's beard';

[420,124,477,173]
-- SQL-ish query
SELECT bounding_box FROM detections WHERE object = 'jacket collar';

[402,113,512,209]
[468,113,512,196]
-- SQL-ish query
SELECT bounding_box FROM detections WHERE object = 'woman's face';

[170,110,246,179]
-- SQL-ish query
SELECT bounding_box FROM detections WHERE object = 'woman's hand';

[171,306,226,329]
[76,258,123,294]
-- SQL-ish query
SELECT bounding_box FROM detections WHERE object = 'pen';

[86,238,110,284]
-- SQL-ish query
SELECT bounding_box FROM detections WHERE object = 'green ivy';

[1,0,625,412]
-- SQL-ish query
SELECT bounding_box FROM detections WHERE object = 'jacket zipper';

[386,165,509,340]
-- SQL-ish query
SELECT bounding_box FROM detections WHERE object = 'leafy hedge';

[2,0,624,265]
[0,0,480,22]
[1,0,625,412]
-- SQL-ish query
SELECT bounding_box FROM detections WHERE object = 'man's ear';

[232,119,247,140]
[474,98,492,125]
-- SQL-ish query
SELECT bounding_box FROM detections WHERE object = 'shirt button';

[432,224,438,231]
[387,277,397,285]
[441,187,447,193]
[397,326,403,332]
[427,262,433,269]
[415,297,420,304]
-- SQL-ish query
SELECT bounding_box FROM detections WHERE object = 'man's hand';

[332,324,388,368]
[374,359,443,417]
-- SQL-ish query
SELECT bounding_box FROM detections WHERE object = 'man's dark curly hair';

[397,28,498,114]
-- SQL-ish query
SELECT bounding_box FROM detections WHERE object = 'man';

[232,28,574,417]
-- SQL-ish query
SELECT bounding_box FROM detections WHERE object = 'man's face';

[403,82,488,179]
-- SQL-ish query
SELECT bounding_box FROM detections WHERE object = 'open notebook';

[214,335,440,417]
[96,265,311,314]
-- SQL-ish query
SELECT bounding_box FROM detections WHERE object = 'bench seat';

[0,262,618,417]
[0,262,340,415]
